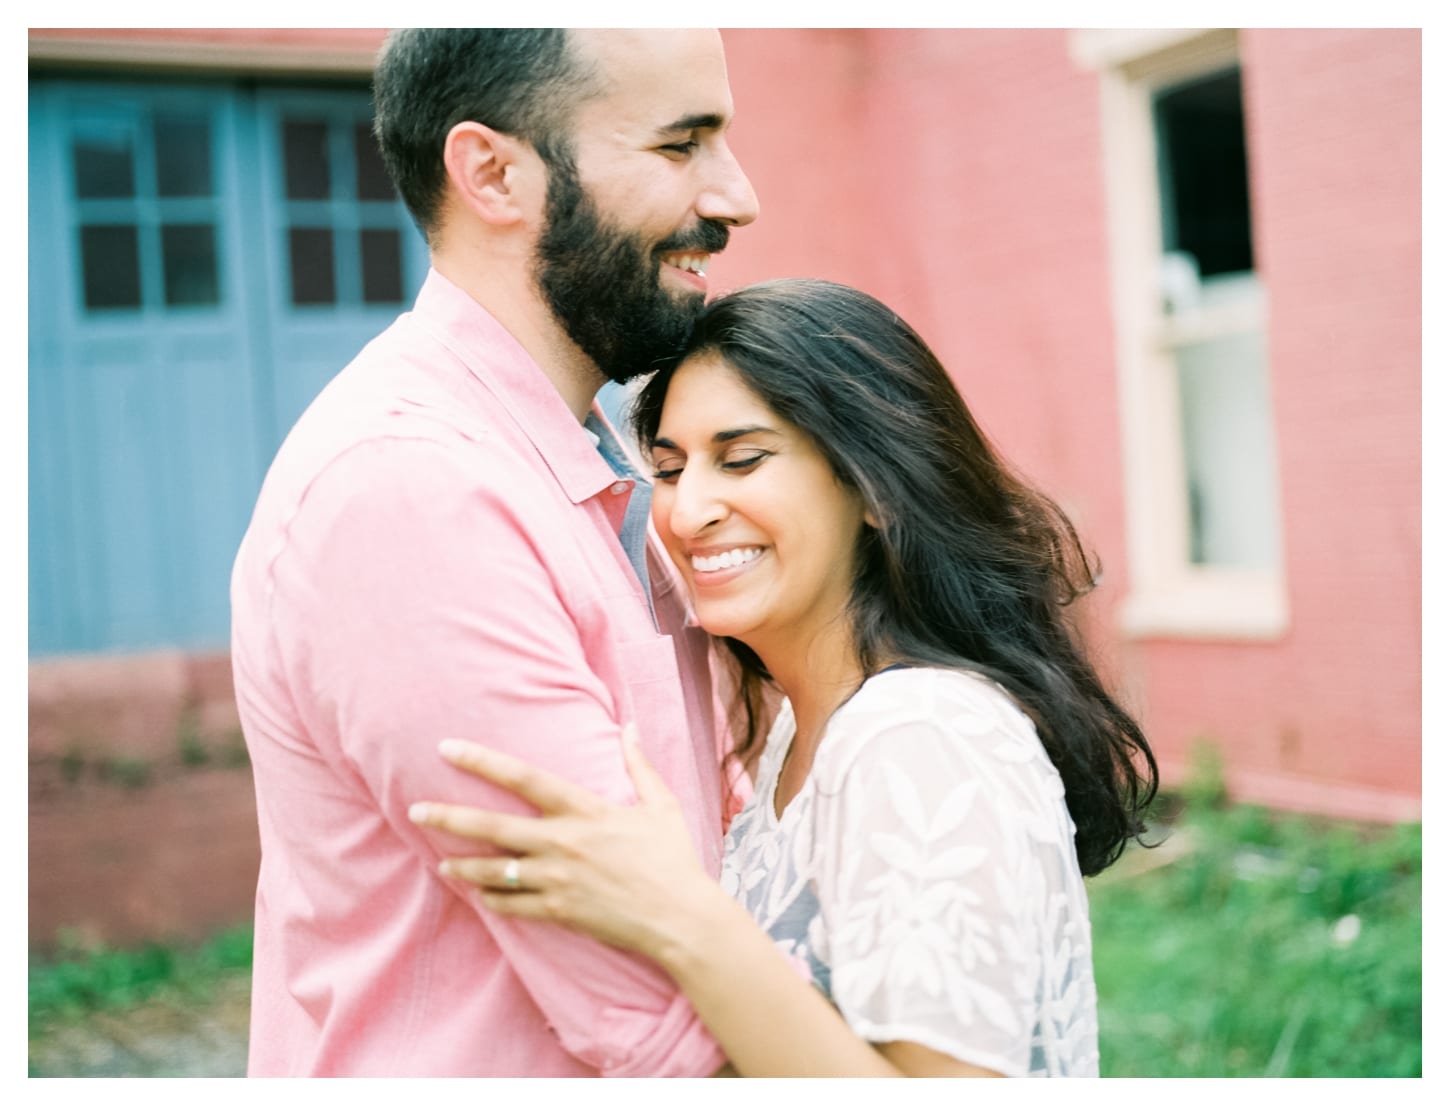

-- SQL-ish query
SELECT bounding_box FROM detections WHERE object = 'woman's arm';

[409,732,998,1077]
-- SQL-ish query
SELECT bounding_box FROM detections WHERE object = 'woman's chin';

[697,611,760,650]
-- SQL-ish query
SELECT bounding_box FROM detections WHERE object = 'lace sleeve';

[809,671,1093,1077]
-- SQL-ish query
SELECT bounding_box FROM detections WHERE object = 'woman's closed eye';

[721,450,771,472]
[651,451,772,483]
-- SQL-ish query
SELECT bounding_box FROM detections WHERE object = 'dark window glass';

[289,226,335,305]
[283,119,331,200]
[79,224,142,309]
[360,228,403,304]
[154,112,213,198]
[1154,68,1254,277]
[354,121,395,201]
[161,224,219,306]
[73,134,135,199]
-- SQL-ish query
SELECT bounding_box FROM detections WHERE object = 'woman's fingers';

[438,739,607,816]
[438,855,534,891]
[408,801,553,853]
[440,858,573,925]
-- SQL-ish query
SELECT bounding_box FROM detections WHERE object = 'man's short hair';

[372,29,596,239]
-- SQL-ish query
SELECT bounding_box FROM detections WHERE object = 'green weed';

[29,925,254,1029]
[1090,801,1421,1076]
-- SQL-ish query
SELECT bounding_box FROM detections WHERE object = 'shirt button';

[609,480,632,496]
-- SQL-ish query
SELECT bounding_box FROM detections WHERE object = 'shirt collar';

[409,268,621,506]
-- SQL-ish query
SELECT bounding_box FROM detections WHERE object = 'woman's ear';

[441,121,540,226]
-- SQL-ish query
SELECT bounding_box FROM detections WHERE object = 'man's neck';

[433,247,605,423]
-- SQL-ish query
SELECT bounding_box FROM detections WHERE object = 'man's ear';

[441,121,540,226]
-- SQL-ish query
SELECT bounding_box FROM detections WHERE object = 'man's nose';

[697,142,759,228]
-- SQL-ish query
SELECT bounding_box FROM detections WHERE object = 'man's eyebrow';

[655,112,726,137]
[651,426,781,450]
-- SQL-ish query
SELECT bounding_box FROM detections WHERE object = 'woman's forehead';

[656,354,781,438]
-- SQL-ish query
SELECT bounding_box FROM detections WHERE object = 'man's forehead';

[570,28,724,68]
[568,28,734,125]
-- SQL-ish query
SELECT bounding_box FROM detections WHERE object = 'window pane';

[283,119,331,200]
[289,226,335,305]
[155,112,213,198]
[73,134,135,199]
[354,121,395,201]
[1154,68,1254,279]
[161,223,219,306]
[1175,332,1278,568]
[79,224,142,309]
[360,228,403,304]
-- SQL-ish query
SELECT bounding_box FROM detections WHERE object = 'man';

[230,29,758,1076]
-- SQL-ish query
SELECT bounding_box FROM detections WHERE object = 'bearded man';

[230,28,757,1076]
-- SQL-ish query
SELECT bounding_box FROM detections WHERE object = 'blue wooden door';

[252,88,428,436]
[28,77,427,656]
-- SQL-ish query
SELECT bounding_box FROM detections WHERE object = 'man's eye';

[659,140,698,156]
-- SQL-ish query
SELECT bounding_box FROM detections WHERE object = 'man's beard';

[533,155,729,385]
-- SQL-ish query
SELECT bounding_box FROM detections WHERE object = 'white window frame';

[1073,28,1289,640]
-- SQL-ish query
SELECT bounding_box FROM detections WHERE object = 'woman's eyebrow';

[714,426,780,443]
[651,426,781,451]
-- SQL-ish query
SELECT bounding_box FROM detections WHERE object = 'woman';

[410,279,1157,1076]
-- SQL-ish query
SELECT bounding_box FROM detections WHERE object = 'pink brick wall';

[1138,29,1420,815]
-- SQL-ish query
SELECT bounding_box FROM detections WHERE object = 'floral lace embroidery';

[719,667,1100,1077]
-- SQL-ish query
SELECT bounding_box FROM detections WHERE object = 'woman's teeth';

[691,547,763,573]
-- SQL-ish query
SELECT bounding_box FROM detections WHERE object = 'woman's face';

[648,352,868,659]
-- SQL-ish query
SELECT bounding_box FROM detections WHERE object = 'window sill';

[1119,573,1289,642]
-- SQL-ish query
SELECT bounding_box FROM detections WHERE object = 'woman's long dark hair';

[632,279,1157,876]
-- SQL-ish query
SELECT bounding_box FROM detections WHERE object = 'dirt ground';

[28,975,250,1078]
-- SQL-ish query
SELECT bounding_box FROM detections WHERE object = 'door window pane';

[79,224,142,309]
[283,119,331,200]
[289,226,335,304]
[161,223,219,306]
[360,228,403,304]
[354,121,396,201]
[155,112,213,198]
[73,133,135,199]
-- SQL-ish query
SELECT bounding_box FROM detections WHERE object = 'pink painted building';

[28,25,1420,943]
[716,28,1422,823]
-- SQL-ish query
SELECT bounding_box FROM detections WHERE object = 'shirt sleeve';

[269,432,723,1078]
[809,677,1073,1077]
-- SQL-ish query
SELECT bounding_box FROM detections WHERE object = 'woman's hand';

[408,726,727,962]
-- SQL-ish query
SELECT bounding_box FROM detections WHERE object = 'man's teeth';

[666,255,708,276]
[691,547,763,573]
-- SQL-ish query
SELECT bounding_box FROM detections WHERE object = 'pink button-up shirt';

[231,270,730,1076]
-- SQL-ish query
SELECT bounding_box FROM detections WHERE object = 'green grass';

[29,803,1421,1077]
[1089,801,1422,1077]
[29,924,254,1031]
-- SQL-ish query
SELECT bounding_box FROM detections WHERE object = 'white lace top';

[718,667,1100,1077]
